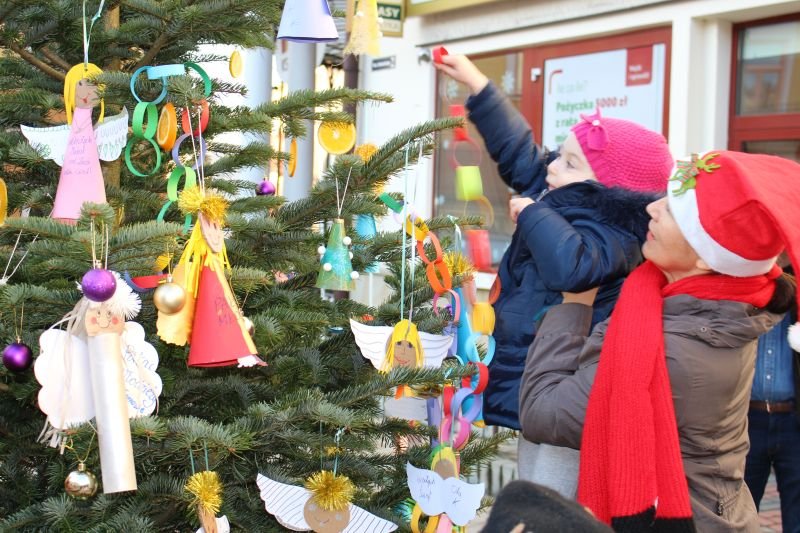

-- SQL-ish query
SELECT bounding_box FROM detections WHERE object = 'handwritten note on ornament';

[405,463,484,526]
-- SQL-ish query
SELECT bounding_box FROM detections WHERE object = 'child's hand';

[434,54,490,95]
[509,197,534,223]
[562,287,599,306]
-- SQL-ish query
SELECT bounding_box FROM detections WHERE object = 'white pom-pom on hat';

[788,323,800,352]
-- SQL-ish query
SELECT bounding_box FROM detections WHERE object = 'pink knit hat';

[571,108,672,193]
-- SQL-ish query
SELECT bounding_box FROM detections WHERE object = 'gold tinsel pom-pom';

[178,187,229,223]
[185,471,223,516]
[354,143,378,162]
[304,471,355,511]
[444,252,476,279]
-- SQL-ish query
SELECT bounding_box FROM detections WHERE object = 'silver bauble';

[65,463,98,500]
[154,280,186,315]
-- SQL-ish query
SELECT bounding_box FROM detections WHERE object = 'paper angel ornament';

[20,63,128,223]
[316,218,358,291]
[256,472,397,533]
[35,271,161,493]
[406,446,484,528]
[349,318,452,372]
[157,187,261,367]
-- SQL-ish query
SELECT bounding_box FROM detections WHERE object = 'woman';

[519,150,800,532]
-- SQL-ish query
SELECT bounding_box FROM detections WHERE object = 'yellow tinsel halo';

[185,470,223,516]
[444,251,475,280]
[178,186,229,223]
[304,471,355,511]
[354,143,378,162]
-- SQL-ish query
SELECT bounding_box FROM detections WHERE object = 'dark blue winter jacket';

[466,82,660,429]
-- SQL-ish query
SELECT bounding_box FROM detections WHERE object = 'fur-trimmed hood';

[540,181,661,242]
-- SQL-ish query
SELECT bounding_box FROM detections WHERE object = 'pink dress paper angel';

[20,63,128,223]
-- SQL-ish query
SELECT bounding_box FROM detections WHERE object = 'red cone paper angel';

[157,187,262,367]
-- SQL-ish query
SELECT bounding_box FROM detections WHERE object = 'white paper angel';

[406,463,484,527]
[20,63,128,223]
[34,271,161,494]
[349,318,452,372]
[256,473,398,533]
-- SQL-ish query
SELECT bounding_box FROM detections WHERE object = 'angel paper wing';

[94,107,129,161]
[20,108,128,166]
[120,321,162,417]
[256,473,314,531]
[256,474,397,533]
[406,463,484,527]
[341,504,398,533]
[418,330,454,368]
[35,329,95,429]
[20,123,70,166]
[349,319,393,370]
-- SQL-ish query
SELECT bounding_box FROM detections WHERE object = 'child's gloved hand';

[509,197,534,224]
[433,54,490,95]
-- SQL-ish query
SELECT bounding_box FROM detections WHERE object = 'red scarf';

[578,260,779,531]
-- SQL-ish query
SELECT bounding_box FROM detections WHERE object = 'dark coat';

[467,82,658,429]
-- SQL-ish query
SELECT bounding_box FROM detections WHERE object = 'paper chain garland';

[126,63,212,205]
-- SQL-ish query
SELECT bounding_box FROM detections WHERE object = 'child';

[435,55,672,497]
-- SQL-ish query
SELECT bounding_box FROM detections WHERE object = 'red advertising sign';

[626,46,653,86]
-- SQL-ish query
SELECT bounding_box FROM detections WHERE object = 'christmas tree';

[0,1,507,531]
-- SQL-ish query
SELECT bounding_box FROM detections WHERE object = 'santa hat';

[571,108,673,193]
[667,150,800,349]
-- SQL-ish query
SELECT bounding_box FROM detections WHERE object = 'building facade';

[353,0,800,295]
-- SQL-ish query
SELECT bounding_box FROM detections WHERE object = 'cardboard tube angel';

[256,472,397,533]
[35,271,162,494]
[20,63,128,223]
[157,187,262,367]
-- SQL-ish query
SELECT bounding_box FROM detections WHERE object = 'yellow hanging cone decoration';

[344,0,381,56]
[304,471,355,511]
[186,471,223,533]
[0,178,7,226]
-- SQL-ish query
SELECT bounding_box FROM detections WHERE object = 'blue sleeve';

[515,203,641,292]
[466,82,550,196]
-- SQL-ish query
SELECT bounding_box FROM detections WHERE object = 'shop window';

[731,16,800,162]
[433,52,524,267]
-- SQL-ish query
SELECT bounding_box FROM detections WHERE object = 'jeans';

[744,409,800,533]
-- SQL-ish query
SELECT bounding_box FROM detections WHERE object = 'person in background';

[520,150,800,531]
[434,54,672,498]
[744,256,800,533]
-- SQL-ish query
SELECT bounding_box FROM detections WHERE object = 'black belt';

[750,400,794,413]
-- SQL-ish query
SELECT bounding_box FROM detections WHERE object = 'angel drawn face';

[84,303,124,336]
[433,457,458,480]
[392,339,418,368]
[74,78,100,109]
[199,212,224,254]
[303,498,351,533]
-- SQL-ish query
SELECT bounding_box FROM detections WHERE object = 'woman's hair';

[64,63,104,125]
[765,271,796,314]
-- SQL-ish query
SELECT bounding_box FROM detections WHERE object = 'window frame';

[729,13,800,150]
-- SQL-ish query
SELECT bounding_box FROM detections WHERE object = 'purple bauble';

[2,342,33,373]
[256,179,276,196]
[81,268,117,302]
